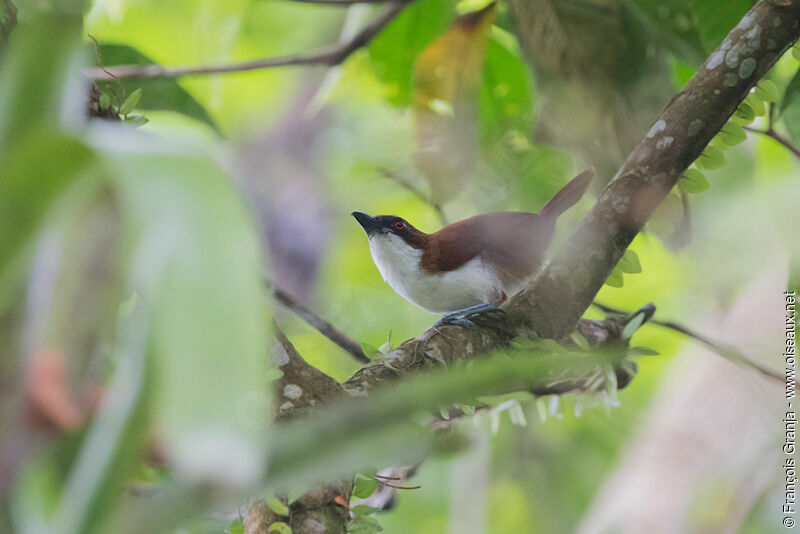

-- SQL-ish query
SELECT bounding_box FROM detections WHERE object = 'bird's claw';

[434,306,506,328]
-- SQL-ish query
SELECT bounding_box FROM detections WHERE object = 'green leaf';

[0,133,96,297]
[696,145,725,170]
[569,332,590,351]
[621,312,646,340]
[732,102,755,124]
[629,346,661,356]
[101,134,271,489]
[119,88,142,116]
[604,267,624,288]
[691,0,755,52]
[361,342,379,359]
[353,476,379,499]
[478,28,534,144]
[266,497,290,517]
[780,67,800,114]
[744,92,765,117]
[618,249,642,274]
[368,0,457,107]
[793,45,800,61]
[0,13,84,151]
[123,114,149,127]
[99,92,111,110]
[754,80,779,103]
[269,522,292,534]
[350,515,384,534]
[93,44,219,132]
[225,517,245,534]
[714,122,746,147]
[678,168,710,193]
[351,505,381,516]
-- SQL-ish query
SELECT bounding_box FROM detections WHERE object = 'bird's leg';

[435,303,500,328]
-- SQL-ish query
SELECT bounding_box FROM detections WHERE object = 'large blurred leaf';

[412,4,495,203]
[368,0,456,107]
[94,130,271,488]
[478,27,534,143]
[0,12,84,151]
[622,0,705,65]
[0,133,96,304]
[93,43,219,132]
[691,0,756,52]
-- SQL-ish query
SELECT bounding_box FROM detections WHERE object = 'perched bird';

[352,168,594,325]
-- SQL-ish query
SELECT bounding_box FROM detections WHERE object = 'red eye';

[394,221,406,230]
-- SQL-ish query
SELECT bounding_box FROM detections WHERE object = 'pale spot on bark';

[656,136,674,150]
[688,119,703,136]
[283,384,303,400]
[646,120,666,138]
[303,518,326,533]
[739,58,757,78]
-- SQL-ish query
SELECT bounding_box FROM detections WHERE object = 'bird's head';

[351,211,427,249]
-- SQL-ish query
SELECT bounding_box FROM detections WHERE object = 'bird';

[352,168,594,325]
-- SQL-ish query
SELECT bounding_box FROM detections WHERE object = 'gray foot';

[435,303,501,327]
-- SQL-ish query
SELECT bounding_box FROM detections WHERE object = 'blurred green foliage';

[0,0,798,533]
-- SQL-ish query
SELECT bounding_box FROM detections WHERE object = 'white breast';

[367,234,505,313]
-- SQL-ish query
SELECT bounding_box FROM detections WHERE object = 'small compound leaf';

[266,497,289,517]
[353,475,379,499]
[732,102,755,124]
[618,249,642,274]
[695,145,725,170]
[715,122,746,147]
[569,332,590,351]
[225,517,245,534]
[678,168,710,193]
[605,268,624,288]
[268,522,292,534]
[629,346,660,357]
[351,505,381,516]
[754,80,779,103]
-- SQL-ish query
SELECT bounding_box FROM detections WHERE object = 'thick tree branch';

[86,1,411,80]
[504,0,800,339]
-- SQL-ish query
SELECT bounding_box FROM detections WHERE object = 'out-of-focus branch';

[378,168,448,225]
[591,302,783,383]
[743,124,800,159]
[280,0,388,5]
[86,1,412,80]
[272,286,370,364]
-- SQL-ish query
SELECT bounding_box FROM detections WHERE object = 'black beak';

[351,211,382,235]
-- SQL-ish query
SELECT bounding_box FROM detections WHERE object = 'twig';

[86,1,412,80]
[272,286,371,364]
[378,168,448,226]
[591,302,783,383]
[743,124,800,160]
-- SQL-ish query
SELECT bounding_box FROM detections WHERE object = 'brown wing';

[420,212,554,289]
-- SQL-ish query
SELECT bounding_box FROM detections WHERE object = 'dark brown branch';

[591,302,783,383]
[743,124,800,159]
[272,287,370,364]
[86,1,412,80]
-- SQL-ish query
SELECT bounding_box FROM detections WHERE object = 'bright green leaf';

[351,505,381,516]
[353,476,379,499]
[605,268,624,288]
[266,497,290,517]
[745,93,766,116]
[629,346,661,356]
[678,168,710,193]
[619,249,642,274]
[569,332,590,351]
[269,522,292,534]
[225,517,245,534]
[696,145,725,170]
[119,88,143,116]
[715,122,747,146]
[754,80,779,103]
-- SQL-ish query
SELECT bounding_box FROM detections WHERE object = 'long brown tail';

[539,167,595,219]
